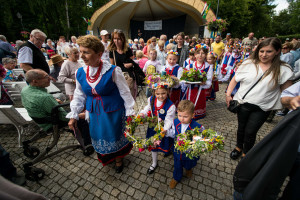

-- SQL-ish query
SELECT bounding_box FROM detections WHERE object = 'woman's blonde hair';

[77,35,104,53]
[250,37,292,88]
[107,29,128,53]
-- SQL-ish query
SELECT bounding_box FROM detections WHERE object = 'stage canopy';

[88,0,216,39]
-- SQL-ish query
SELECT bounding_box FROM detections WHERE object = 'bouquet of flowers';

[180,68,207,83]
[175,128,224,159]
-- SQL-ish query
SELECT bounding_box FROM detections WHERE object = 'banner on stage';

[144,20,162,30]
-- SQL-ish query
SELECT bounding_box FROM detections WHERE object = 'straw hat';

[48,54,65,66]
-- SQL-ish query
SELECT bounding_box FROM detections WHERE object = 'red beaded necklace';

[195,61,205,72]
[86,60,103,83]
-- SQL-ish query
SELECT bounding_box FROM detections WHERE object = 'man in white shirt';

[57,36,69,57]
[100,30,110,63]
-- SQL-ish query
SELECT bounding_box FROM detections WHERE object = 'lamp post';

[216,0,220,18]
[17,12,25,31]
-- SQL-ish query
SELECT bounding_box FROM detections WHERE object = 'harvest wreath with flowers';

[175,128,225,159]
[124,114,165,152]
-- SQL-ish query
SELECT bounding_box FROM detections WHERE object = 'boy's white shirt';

[166,121,205,138]
[139,97,176,131]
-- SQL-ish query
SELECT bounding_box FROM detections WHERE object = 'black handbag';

[130,60,146,86]
[228,73,265,114]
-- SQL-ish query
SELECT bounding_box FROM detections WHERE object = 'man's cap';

[227,33,231,36]
[100,30,109,36]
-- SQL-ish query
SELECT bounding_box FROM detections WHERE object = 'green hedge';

[277,34,300,42]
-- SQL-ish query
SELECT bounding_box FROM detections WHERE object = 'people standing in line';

[226,37,294,160]
[17,29,50,74]
[57,36,69,57]
[48,54,65,81]
[108,29,137,99]
[58,46,80,101]
[139,80,176,174]
[241,32,258,50]
[68,35,135,173]
[100,30,111,63]
[156,40,167,66]
[280,42,295,68]
[172,32,189,67]
[0,35,16,55]
[168,100,205,189]
[70,36,79,50]
[211,35,225,62]
[45,39,56,59]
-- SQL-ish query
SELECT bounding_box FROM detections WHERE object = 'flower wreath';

[124,114,165,152]
[145,73,179,89]
[175,128,224,159]
[167,50,179,56]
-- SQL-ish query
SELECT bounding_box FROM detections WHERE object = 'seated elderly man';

[21,69,92,148]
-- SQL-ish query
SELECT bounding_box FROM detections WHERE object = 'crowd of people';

[0,28,300,200]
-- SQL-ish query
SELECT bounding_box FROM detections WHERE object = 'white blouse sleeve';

[163,104,176,131]
[177,67,183,79]
[139,97,151,116]
[113,67,136,116]
[165,121,175,138]
[203,65,214,89]
[66,70,87,120]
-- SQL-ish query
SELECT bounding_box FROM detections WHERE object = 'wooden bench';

[0,105,33,147]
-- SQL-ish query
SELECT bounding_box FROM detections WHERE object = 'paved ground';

[1,84,283,200]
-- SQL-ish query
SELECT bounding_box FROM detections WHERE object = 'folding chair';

[22,103,94,181]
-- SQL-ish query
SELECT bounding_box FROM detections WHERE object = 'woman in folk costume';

[67,35,135,173]
[183,46,213,119]
[139,74,178,174]
[163,50,183,107]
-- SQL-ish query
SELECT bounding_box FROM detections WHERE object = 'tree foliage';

[0,0,109,41]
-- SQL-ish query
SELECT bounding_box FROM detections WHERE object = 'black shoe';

[230,148,242,160]
[115,162,124,173]
[147,165,158,174]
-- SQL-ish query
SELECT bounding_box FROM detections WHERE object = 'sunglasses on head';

[114,29,123,33]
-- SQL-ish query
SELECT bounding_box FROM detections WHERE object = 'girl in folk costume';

[220,45,233,77]
[206,52,219,101]
[241,46,251,60]
[143,49,162,97]
[224,59,243,97]
[183,48,196,70]
[163,50,183,107]
[184,47,213,119]
[139,76,177,174]
[227,44,242,70]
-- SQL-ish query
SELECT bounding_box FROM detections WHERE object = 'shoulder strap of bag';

[242,72,265,99]
[113,50,116,65]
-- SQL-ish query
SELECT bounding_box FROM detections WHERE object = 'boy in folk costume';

[167,100,205,188]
